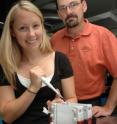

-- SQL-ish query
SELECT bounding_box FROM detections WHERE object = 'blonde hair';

[0,0,53,86]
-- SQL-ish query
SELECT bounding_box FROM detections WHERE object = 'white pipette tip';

[41,77,63,99]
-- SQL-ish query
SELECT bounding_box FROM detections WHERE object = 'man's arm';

[93,78,117,117]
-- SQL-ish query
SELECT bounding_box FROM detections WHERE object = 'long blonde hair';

[0,0,53,86]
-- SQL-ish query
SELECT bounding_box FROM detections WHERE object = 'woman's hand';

[47,97,64,111]
[29,66,45,93]
[47,95,64,111]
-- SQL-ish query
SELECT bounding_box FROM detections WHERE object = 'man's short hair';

[55,0,84,10]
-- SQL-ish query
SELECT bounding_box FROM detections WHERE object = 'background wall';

[0,0,117,35]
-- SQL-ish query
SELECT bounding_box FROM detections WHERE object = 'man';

[51,0,117,117]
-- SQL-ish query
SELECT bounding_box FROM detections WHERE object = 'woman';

[0,0,77,124]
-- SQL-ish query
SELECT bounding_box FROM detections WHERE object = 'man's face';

[57,0,87,28]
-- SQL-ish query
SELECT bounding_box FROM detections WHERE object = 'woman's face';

[12,9,43,50]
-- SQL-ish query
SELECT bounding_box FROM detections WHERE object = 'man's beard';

[65,14,79,28]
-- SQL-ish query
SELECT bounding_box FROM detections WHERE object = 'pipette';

[41,77,63,99]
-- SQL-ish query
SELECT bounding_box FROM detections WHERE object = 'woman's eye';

[19,26,27,31]
[33,24,40,29]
